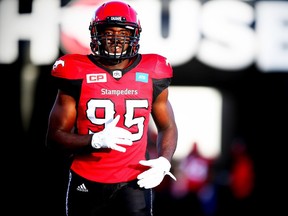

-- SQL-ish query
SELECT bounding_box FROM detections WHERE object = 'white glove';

[91,115,133,152]
[137,156,176,189]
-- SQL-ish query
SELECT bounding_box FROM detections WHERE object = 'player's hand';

[137,156,176,189]
[91,115,133,152]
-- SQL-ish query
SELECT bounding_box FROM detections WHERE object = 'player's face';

[102,27,132,55]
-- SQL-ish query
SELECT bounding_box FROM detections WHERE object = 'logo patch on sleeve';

[136,72,148,83]
[53,60,64,70]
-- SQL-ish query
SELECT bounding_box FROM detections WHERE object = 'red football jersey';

[51,53,173,183]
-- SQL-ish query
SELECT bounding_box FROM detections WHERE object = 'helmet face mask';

[89,1,142,61]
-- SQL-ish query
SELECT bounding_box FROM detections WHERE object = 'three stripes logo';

[76,183,88,192]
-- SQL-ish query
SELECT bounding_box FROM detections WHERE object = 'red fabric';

[51,53,173,183]
[230,155,254,199]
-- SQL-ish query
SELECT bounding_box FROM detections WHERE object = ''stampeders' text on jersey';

[51,53,173,183]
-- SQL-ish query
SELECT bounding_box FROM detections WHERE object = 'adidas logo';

[76,183,88,192]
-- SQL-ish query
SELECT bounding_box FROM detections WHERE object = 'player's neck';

[100,58,133,70]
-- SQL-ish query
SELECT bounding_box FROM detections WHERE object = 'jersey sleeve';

[152,77,171,101]
[143,54,173,100]
[51,54,84,79]
[149,54,173,79]
[50,54,83,98]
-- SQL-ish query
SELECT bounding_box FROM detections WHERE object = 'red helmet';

[89,1,142,60]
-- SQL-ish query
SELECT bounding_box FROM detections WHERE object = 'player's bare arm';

[151,88,178,162]
[46,90,92,151]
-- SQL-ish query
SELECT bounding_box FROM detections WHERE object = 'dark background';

[2,0,288,215]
